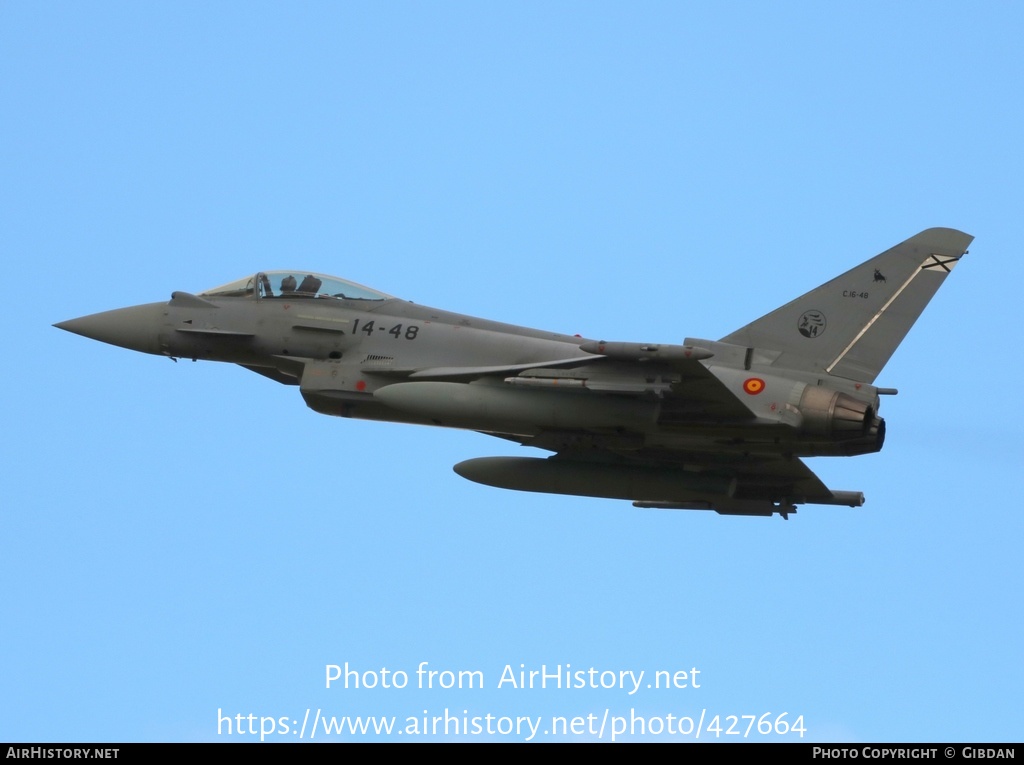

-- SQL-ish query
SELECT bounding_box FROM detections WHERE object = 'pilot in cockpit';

[297,275,323,294]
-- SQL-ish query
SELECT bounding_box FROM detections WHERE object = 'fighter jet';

[55,227,972,518]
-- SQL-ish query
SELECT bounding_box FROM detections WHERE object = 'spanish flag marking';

[743,378,765,395]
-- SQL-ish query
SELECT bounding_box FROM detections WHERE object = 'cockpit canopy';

[201,271,393,301]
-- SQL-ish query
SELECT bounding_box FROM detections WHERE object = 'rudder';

[720,228,974,383]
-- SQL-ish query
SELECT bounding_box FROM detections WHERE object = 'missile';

[579,341,713,363]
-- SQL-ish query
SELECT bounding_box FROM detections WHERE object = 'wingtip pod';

[720,227,975,383]
[828,490,865,507]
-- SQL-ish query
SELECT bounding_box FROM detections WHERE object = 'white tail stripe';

[825,253,960,374]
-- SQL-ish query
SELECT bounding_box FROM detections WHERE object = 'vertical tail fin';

[720,228,973,383]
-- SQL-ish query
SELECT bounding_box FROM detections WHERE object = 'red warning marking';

[743,377,765,395]
[355,380,367,392]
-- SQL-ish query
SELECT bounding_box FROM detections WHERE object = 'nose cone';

[54,302,167,355]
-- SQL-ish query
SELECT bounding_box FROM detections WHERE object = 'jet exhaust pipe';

[795,385,885,455]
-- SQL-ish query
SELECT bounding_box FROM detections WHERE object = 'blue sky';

[2,2,1021,742]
